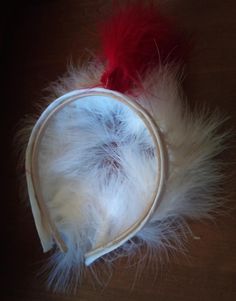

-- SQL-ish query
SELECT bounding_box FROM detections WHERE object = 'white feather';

[18,61,227,292]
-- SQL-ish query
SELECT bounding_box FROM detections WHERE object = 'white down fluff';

[21,62,226,292]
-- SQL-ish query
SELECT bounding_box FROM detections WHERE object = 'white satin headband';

[25,87,167,265]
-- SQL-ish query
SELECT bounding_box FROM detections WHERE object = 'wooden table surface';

[2,1,236,300]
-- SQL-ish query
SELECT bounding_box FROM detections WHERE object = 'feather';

[100,5,187,92]
[18,62,227,292]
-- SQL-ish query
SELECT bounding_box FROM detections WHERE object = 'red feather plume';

[100,5,187,93]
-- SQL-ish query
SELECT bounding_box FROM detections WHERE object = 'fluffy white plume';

[19,61,227,292]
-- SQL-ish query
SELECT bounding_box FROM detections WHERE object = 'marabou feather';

[100,5,187,92]
[18,61,227,292]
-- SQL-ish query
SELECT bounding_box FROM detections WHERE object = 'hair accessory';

[20,4,226,292]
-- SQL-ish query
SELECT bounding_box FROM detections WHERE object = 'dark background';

[2,1,236,300]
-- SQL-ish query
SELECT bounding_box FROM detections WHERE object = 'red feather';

[100,5,187,93]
